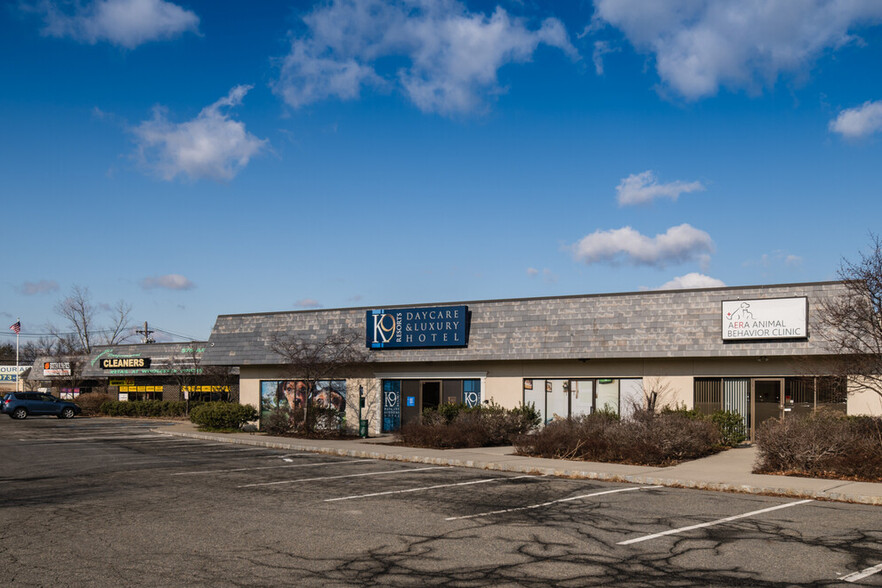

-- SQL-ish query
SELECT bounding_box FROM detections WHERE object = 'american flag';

[9,321,20,334]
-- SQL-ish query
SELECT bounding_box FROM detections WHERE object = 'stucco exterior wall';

[847,378,882,416]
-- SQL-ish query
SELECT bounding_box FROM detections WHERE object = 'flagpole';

[15,317,20,392]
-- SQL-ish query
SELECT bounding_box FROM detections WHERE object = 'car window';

[42,394,57,402]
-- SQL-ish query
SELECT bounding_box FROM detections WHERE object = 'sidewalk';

[156,422,882,506]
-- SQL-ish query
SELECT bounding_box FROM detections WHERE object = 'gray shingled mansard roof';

[201,281,847,366]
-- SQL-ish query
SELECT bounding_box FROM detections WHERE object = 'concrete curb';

[155,428,882,507]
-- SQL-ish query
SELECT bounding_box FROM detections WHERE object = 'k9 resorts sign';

[367,305,468,349]
[722,297,807,341]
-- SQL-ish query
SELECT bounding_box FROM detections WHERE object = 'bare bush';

[74,392,116,416]
[396,403,540,449]
[755,411,882,480]
[514,409,720,466]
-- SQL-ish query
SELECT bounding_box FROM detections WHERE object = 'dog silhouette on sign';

[727,302,754,321]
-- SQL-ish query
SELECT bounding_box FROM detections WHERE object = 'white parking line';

[841,562,882,583]
[238,466,446,488]
[18,435,166,442]
[186,447,275,454]
[326,474,537,502]
[617,499,814,545]
[172,459,370,476]
[446,485,662,521]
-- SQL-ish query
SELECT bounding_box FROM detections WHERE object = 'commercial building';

[27,342,238,402]
[202,281,872,439]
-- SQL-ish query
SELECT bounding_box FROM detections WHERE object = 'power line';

[0,325,202,342]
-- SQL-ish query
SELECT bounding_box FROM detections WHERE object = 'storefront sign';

[366,305,468,349]
[43,362,71,376]
[100,357,151,369]
[0,365,27,382]
[722,297,807,340]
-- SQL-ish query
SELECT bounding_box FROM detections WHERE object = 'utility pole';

[136,321,155,344]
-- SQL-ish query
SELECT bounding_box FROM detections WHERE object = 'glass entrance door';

[421,381,441,412]
[753,379,783,436]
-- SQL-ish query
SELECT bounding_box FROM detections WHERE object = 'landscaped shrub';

[75,392,115,416]
[262,407,297,435]
[755,411,882,481]
[513,408,721,466]
[396,402,541,449]
[711,410,748,447]
[99,400,189,418]
[189,402,258,431]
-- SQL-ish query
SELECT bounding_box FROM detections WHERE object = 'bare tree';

[51,286,134,353]
[819,234,882,402]
[269,331,370,434]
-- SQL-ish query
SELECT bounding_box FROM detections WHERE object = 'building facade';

[28,342,238,402]
[202,281,875,439]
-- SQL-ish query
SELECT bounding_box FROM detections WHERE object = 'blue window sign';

[406,396,416,407]
[366,305,469,349]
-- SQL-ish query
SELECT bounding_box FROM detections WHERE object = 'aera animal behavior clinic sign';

[722,297,807,341]
[366,305,468,349]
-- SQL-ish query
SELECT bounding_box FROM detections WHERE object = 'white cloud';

[655,272,725,290]
[591,40,618,75]
[526,267,557,283]
[572,224,714,267]
[616,170,705,206]
[295,298,323,309]
[274,0,577,116]
[743,250,803,269]
[829,100,882,138]
[132,85,266,182]
[17,280,60,295]
[36,0,199,49]
[140,274,195,290]
[592,0,882,100]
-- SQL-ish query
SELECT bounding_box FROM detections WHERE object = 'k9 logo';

[372,313,396,344]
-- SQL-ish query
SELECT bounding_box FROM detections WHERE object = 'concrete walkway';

[156,422,882,506]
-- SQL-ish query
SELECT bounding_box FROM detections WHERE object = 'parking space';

[2,419,881,586]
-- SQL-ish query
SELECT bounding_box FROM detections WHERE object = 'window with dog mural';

[259,380,346,427]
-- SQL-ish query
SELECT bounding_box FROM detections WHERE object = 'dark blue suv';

[1,392,81,420]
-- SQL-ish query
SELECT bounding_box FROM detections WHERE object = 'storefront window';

[694,378,722,415]
[524,378,627,423]
[382,380,401,432]
[595,379,619,415]
[259,380,347,428]
[571,380,593,417]
[463,379,481,408]
[816,376,847,413]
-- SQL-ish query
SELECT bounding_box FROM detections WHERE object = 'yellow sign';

[182,386,230,392]
[119,386,163,393]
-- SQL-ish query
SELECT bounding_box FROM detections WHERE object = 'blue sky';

[2,0,882,343]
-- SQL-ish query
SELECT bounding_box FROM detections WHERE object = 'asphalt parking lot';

[1,418,881,587]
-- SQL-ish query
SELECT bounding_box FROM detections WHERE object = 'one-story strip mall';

[201,280,873,439]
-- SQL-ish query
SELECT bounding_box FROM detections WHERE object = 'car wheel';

[11,407,27,420]
[60,407,76,419]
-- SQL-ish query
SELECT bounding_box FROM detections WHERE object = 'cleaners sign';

[366,305,468,349]
[722,297,807,341]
